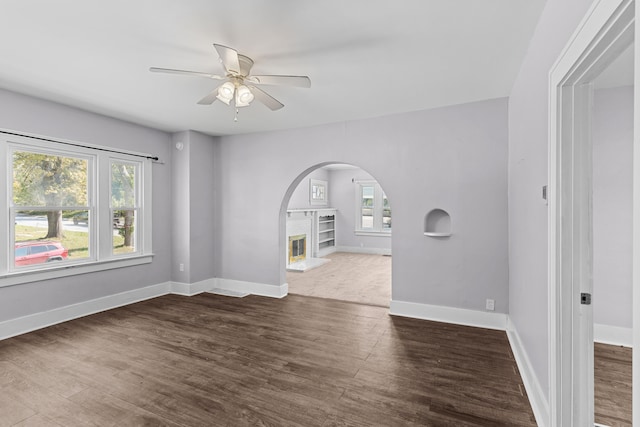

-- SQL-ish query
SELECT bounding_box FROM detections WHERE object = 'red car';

[15,241,69,266]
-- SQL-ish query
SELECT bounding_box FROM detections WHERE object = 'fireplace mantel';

[286,208,337,271]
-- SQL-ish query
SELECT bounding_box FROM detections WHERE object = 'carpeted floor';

[286,252,391,307]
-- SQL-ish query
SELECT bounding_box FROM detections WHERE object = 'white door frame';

[548,0,636,425]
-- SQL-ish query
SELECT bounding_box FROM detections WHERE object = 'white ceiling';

[0,1,547,137]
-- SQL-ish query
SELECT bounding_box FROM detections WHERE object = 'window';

[1,132,153,285]
[11,149,91,268]
[111,161,139,255]
[355,180,391,234]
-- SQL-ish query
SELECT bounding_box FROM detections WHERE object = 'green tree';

[111,163,135,247]
[13,152,87,239]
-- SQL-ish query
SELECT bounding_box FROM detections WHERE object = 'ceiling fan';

[150,44,311,112]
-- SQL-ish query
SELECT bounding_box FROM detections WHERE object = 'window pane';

[111,162,136,208]
[113,209,137,254]
[360,185,374,229]
[383,193,392,229]
[13,152,87,207]
[14,210,90,267]
[361,186,374,206]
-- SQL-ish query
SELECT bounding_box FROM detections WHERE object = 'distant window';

[355,180,391,233]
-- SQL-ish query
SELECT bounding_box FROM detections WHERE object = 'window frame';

[110,159,141,257]
[0,131,153,288]
[354,180,391,236]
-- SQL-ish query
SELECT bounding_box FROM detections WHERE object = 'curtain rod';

[0,130,160,162]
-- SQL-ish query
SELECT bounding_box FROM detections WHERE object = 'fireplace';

[289,234,306,264]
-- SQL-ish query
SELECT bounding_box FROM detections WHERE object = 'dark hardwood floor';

[595,342,632,426]
[0,293,536,426]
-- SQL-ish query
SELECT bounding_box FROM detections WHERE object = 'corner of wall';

[506,316,549,427]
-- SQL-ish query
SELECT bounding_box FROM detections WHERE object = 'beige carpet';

[286,252,391,307]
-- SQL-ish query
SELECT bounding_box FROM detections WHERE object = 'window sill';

[355,230,392,237]
[0,254,154,288]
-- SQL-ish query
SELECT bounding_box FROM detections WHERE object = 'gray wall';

[171,130,218,284]
[214,98,509,313]
[171,131,190,283]
[329,168,392,252]
[0,88,173,322]
[508,0,593,400]
[288,167,330,209]
[593,86,633,328]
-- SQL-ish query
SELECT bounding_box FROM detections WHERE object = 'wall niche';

[424,209,452,237]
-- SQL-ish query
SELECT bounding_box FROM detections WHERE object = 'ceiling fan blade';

[248,85,284,111]
[197,85,224,105]
[149,67,224,80]
[214,44,241,75]
[247,75,311,88]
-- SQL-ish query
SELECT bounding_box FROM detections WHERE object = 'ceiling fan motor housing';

[236,54,254,77]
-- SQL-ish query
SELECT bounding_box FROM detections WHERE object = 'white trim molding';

[215,278,288,299]
[389,300,507,331]
[0,277,291,341]
[548,0,636,424]
[0,282,172,341]
[506,317,550,427]
[594,323,633,347]
[335,246,391,256]
[170,278,216,296]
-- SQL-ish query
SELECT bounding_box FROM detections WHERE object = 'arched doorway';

[279,162,392,307]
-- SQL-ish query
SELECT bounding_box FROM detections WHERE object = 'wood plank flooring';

[287,252,391,307]
[0,293,536,426]
[594,342,632,426]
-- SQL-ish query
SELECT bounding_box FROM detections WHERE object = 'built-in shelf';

[317,210,336,257]
[423,232,452,237]
[424,208,452,237]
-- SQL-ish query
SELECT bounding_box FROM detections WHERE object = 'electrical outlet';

[486,299,495,311]
[179,263,184,272]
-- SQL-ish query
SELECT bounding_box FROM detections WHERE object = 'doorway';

[283,163,392,307]
[548,0,637,424]
[592,41,634,425]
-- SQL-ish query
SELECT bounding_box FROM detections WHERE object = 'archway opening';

[279,162,392,307]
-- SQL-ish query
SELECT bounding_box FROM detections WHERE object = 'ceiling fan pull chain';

[234,108,239,122]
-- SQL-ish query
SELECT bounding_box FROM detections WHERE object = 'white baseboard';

[594,323,633,348]
[214,278,288,299]
[0,276,293,341]
[389,300,507,331]
[335,246,392,256]
[170,278,216,296]
[506,317,549,427]
[0,282,172,341]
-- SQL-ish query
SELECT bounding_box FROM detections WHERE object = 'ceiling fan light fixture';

[216,81,235,105]
[235,85,254,107]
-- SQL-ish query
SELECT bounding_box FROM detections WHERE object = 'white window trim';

[0,255,154,287]
[1,130,153,288]
[109,158,143,258]
[354,179,391,235]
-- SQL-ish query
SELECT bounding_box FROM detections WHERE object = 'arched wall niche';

[424,208,452,237]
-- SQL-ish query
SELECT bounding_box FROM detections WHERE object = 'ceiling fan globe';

[236,85,254,107]
[216,81,235,105]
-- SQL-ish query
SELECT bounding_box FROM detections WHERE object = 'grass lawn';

[15,224,132,258]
